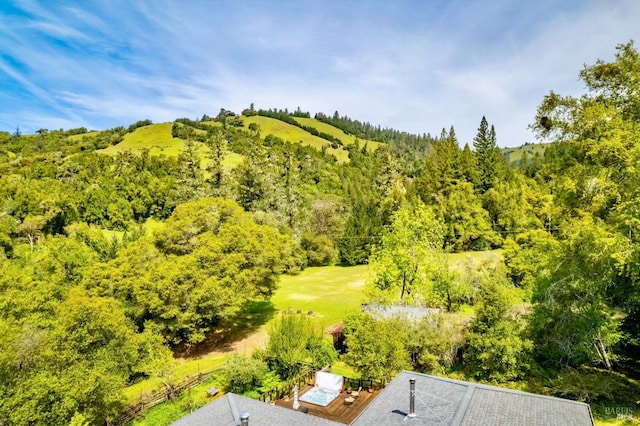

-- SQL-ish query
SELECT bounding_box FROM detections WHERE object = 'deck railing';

[258,369,315,402]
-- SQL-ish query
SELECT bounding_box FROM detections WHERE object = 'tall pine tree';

[473,116,505,192]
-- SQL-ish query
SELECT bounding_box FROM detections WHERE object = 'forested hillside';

[1,42,640,424]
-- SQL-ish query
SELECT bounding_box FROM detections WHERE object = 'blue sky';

[1,0,639,147]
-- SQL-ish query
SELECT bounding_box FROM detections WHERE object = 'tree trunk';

[595,336,612,370]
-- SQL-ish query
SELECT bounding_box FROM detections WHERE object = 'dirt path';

[176,327,269,361]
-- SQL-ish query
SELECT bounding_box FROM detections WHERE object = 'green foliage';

[547,366,640,406]
[337,196,382,265]
[502,230,558,288]
[265,314,337,380]
[342,312,411,383]
[406,315,466,373]
[205,131,228,197]
[414,128,502,251]
[301,232,337,266]
[529,218,625,368]
[0,289,167,425]
[367,202,452,306]
[437,181,500,251]
[85,198,294,344]
[221,354,270,394]
[473,116,506,192]
[128,119,153,133]
[465,275,532,382]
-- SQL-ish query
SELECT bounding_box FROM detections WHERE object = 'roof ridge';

[226,393,241,425]
[451,384,475,426]
[399,370,591,407]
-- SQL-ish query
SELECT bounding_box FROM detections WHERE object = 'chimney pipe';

[408,378,416,418]
[239,412,250,426]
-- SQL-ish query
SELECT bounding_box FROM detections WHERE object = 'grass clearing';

[102,123,182,157]
[100,123,243,169]
[124,253,507,407]
[271,265,369,328]
[502,143,548,164]
[241,116,350,162]
[121,251,530,424]
[68,131,99,141]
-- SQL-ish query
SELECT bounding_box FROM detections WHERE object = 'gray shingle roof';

[171,393,342,426]
[172,372,594,426]
[350,371,594,426]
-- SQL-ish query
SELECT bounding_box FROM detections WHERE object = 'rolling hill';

[291,117,384,151]
[502,142,547,164]
[240,115,351,162]
[100,122,243,168]
[96,114,380,167]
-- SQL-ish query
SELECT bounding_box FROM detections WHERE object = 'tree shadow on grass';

[174,299,277,358]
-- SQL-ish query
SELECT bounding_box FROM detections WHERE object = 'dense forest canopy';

[1,41,640,424]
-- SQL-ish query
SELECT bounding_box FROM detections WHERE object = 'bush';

[221,355,269,394]
[301,232,337,266]
[265,314,337,380]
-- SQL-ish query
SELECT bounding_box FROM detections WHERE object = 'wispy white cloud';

[1,0,639,147]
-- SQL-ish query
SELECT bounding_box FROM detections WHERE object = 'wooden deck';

[274,385,382,424]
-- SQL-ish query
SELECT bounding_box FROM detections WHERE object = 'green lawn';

[122,265,367,403]
[271,265,368,328]
[292,117,383,152]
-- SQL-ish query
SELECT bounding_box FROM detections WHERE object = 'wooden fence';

[109,368,222,426]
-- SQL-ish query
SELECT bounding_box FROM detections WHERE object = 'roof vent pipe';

[408,378,417,418]
[239,412,250,426]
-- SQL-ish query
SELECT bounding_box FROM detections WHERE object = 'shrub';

[221,355,269,394]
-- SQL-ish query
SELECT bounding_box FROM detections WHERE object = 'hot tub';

[299,387,340,407]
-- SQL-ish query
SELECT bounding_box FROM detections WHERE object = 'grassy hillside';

[102,123,182,156]
[71,113,396,166]
[241,116,351,162]
[67,131,99,141]
[100,123,243,168]
[292,117,384,152]
[502,142,547,164]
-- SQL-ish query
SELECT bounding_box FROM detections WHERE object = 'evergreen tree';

[205,131,227,197]
[174,139,205,205]
[460,143,481,186]
[233,141,269,211]
[473,116,505,192]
